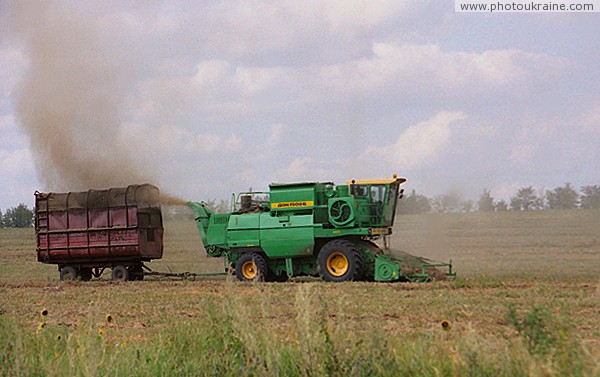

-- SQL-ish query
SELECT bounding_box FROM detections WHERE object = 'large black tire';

[112,265,129,281]
[60,266,78,281]
[317,239,364,282]
[235,252,267,282]
[354,239,381,281]
[77,268,93,281]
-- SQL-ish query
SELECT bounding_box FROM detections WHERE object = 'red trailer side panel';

[35,184,163,265]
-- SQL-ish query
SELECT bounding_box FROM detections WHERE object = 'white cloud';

[0,148,34,176]
[0,114,31,150]
[509,144,536,166]
[314,43,564,100]
[131,41,564,130]
[581,103,600,134]
[192,60,230,88]
[189,0,412,58]
[267,124,285,147]
[224,133,243,151]
[1,1,596,207]
[183,131,242,154]
[0,148,39,207]
[0,45,27,98]
[273,157,332,182]
[288,0,409,33]
[360,111,467,170]
[0,114,14,130]
[234,66,286,96]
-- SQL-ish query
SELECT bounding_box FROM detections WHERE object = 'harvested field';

[1,210,599,376]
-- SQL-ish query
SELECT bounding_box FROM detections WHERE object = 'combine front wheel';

[317,239,364,282]
[235,252,267,282]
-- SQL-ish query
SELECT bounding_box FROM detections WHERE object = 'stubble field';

[0,210,598,376]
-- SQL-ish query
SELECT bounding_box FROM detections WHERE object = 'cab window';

[351,185,368,197]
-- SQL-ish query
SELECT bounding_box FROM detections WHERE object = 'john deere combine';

[188,175,454,282]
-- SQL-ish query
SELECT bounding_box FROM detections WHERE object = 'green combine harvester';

[188,175,454,282]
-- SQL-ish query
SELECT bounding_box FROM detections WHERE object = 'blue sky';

[0,1,598,209]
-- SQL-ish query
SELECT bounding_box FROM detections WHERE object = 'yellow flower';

[40,308,48,318]
[36,322,46,333]
[98,327,105,335]
[441,320,451,331]
[105,314,113,324]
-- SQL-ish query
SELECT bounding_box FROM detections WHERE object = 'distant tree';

[432,192,462,213]
[510,187,542,211]
[0,209,3,228]
[3,204,34,228]
[495,200,508,212]
[477,189,495,212]
[397,190,432,214]
[580,185,600,209]
[546,183,579,210]
[215,199,230,213]
[461,200,474,213]
[509,196,522,211]
[205,199,230,214]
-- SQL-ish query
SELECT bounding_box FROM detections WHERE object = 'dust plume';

[6,2,170,195]
[160,193,190,206]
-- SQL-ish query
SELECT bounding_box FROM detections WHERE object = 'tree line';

[0,204,34,228]
[398,184,600,214]
[3,183,600,226]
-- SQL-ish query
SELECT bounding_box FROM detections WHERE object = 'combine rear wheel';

[60,266,78,281]
[235,252,267,282]
[318,239,364,282]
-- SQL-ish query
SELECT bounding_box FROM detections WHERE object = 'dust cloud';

[6,2,188,205]
[159,193,189,206]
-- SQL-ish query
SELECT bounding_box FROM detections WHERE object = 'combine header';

[188,175,454,282]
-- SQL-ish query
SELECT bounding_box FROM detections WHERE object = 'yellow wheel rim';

[326,252,349,277]
[241,261,257,279]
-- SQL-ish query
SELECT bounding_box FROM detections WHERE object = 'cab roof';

[269,182,333,188]
[346,176,406,186]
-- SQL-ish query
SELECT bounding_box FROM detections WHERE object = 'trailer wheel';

[235,252,267,282]
[77,268,93,281]
[112,265,129,281]
[60,266,78,281]
[317,239,364,282]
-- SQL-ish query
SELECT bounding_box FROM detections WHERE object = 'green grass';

[0,210,598,376]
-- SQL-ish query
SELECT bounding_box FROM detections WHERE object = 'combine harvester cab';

[188,175,455,282]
